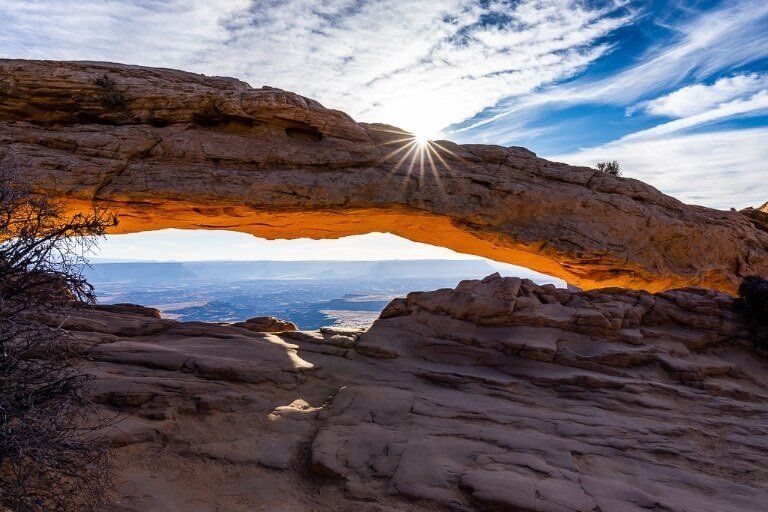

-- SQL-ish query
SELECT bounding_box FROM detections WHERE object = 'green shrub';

[596,161,621,176]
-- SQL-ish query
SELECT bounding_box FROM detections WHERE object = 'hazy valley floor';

[88,260,562,329]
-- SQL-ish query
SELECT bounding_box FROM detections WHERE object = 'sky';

[88,229,564,285]
[92,231,474,262]
[1,0,766,263]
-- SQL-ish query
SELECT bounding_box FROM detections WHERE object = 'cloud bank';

[635,73,768,118]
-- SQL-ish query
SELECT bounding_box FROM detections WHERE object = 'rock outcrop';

[233,315,298,332]
[742,203,768,234]
[53,276,768,511]
[1,60,766,293]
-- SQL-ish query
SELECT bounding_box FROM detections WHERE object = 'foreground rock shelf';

[56,275,768,512]
[2,59,767,293]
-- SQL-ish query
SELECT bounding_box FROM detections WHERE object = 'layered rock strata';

[49,275,768,511]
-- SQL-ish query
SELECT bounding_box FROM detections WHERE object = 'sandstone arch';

[1,60,766,293]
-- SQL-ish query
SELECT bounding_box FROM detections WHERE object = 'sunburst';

[414,133,431,146]
[371,126,462,193]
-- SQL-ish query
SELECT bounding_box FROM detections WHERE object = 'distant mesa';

[2,59,767,293]
[84,262,198,283]
[83,259,504,283]
[87,259,509,329]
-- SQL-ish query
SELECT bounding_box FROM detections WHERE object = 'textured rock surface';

[233,315,298,332]
[53,275,768,511]
[1,59,767,293]
[743,203,768,234]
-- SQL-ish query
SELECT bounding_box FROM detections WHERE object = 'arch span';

[2,60,766,293]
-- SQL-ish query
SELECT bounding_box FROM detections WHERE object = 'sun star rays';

[371,126,463,194]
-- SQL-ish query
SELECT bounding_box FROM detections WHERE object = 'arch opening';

[68,198,652,293]
[86,229,564,330]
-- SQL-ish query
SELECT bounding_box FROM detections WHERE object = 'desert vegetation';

[0,162,116,511]
[596,160,621,176]
[94,74,125,110]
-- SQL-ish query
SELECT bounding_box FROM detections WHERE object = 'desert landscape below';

[57,273,768,511]
[84,258,560,328]
[1,59,768,511]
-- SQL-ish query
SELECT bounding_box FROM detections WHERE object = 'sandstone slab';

[54,274,768,511]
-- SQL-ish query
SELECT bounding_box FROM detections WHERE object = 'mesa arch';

[1,59,766,293]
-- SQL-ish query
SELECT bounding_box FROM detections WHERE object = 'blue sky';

[1,0,766,262]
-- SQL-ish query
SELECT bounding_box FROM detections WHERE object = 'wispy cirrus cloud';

[0,1,249,64]
[216,0,634,135]
[547,0,768,106]
[622,91,768,142]
[458,0,768,135]
[0,0,633,135]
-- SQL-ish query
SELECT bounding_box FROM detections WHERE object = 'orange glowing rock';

[1,59,766,293]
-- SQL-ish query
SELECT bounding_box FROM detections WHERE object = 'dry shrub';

[0,161,117,511]
[93,74,125,110]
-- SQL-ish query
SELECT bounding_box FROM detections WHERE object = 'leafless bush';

[596,161,621,176]
[93,74,125,110]
[0,161,117,511]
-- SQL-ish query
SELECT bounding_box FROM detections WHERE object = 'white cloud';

[546,0,768,106]
[635,73,768,118]
[0,1,249,64]
[0,0,632,136]
[460,0,768,133]
[548,128,768,210]
[589,73,768,142]
[622,90,768,141]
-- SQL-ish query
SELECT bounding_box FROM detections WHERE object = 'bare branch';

[1,160,116,511]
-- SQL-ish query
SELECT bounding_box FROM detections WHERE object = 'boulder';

[233,316,298,332]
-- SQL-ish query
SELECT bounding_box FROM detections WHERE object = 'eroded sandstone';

[233,316,298,332]
[1,60,767,293]
[50,276,768,511]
